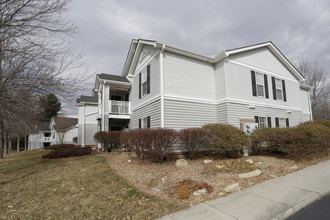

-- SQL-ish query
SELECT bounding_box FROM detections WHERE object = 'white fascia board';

[267,44,304,81]
[225,42,271,56]
[102,79,132,87]
[122,40,138,77]
[155,42,214,63]
[300,84,312,90]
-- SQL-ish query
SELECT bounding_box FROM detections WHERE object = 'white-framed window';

[279,118,286,128]
[141,69,148,97]
[139,116,150,129]
[275,78,283,100]
[259,117,267,128]
[256,72,264,97]
[141,117,148,128]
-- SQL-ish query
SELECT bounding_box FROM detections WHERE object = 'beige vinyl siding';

[227,102,304,128]
[164,99,217,130]
[131,54,160,108]
[163,52,216,100]
[228,47,297,81]
[131,99,161,129]
[226,61,301,109]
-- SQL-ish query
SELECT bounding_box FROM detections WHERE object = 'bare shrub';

[94,131,109,152]
[179,128,209,159]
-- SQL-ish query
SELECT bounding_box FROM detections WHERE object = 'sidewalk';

[158,160,330,220]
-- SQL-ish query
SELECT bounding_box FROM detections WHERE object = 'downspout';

[224,59,229,124]
[160,44,165,128]
[307,89,313,121]
[102,82,105,131]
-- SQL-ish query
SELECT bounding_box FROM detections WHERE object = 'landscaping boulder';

[224,183,240,193]
[245,159,254,164]
[238,169,261,178]
[175,159,188,167]
[193,188,207,196]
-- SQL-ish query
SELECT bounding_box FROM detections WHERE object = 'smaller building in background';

[76,93,98,147]
[50,116,78,145]
[28,122,51,150]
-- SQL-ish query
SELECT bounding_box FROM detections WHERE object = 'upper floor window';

[139,65,150,98]
[272,77,287,102]
[251,71,269,98]
[256,72,264,97]
[275,78,283,100]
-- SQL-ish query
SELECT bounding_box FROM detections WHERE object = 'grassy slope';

[0,150,182,219]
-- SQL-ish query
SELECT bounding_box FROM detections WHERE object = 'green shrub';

[179,128,209,159]
[251,122,330,159]
[203,123,249,158]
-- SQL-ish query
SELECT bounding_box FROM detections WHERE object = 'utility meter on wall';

[243,123,258,135]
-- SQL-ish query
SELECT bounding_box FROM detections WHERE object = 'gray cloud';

[65,0,330,113]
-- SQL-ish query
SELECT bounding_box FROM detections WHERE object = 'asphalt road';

[286,194,330,220]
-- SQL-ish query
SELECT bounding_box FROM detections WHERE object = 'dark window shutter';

[267,117,272,128]
[139,119,141,128]
[147,116,151,128]
[275,117,279,128]
[286,118,289,127]
[264,74,269,98]
[251,71,257,96]
[282,80,287,102]
[147,65,150,94]
[139,73,141,99]
[254,116,259,124]
[272,77,276,100]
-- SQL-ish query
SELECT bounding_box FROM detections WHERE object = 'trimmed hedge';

[251,121,330,159]
[203,123,249,158]
[42,144,92,159]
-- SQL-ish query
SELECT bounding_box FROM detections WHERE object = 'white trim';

[227,59,298,83]
[160,45,165,128]
[84,111,98,117]
[163,94,303,112]
[132,95,161,112]
[132,51,160,78]
[82,105,85,147]
[303,111,311,115]
[109,115,130,119]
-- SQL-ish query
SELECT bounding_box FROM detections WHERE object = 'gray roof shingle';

[97,73,130,83]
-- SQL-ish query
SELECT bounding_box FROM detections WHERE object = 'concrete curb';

[158,160,330,220]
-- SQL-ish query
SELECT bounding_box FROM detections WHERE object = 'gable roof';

[94,73,132,91]
[77,95,98,105]
[122,39,305,81]
[52,117,78,131]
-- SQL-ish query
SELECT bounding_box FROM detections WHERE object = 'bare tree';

[298,60,330,120]
[0,0,91,158]
[53,117,77,144]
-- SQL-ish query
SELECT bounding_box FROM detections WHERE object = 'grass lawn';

[0,150,182,219]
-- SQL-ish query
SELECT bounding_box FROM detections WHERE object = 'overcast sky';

[64,0,330,113]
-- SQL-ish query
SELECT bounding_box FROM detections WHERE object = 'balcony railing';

[43,137,51,142]
[109,100,130,115]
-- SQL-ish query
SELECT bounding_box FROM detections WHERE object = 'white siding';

[226,61,302,110]
[164,99,217,130]
[215,60,226,100]
[131,99,161,129]
[136,45,159,72]
[300,89,311,113]
[131,55,160,108]
[227,102,304,128]
[217,102,227,124]
[229,47,297,81]
[163,52,216,100]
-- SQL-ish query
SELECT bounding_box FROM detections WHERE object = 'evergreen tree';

[39,93,62,122]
